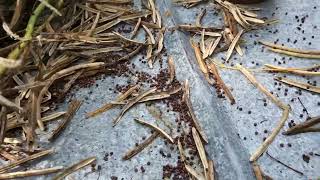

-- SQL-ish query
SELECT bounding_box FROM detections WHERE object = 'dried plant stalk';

[207,62,235,104]
[168,56,175,84]
[236,64,286,109]
[183,80,208,143]
[267,48,320,59]
[0,166,63,179]
[192,127,209,177]
[0,149,54,173]
[263,64,320,76]
[86,85,138,118]
[135,118,174,143]
[260,41,320,55]
[48,100,82,141]
[275,77,320,94]
[208,160,215,180]
[53,157,96,180]
[191,41,213,84]
[113,88,156,126]
[122,131,159,160]
[250,107,290,162]
[283,116,320,135]
[226,29,244,61]
[252,162,263,180]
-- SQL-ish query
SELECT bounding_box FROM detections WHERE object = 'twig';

[275,77,320,94]
[207,160,215,180]
[134,118,174,143]
[250,107,290,162]
[0,149,54,173]
[236,64,287,109]
[53,157,96,180]
[266,152,304,175]
[122,131,159,160]
[0,166,63,179]
[48,100,82,141]
[252,161,263,180]
[283,116,320,135]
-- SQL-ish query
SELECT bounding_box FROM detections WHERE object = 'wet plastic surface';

[25,0,320,179]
